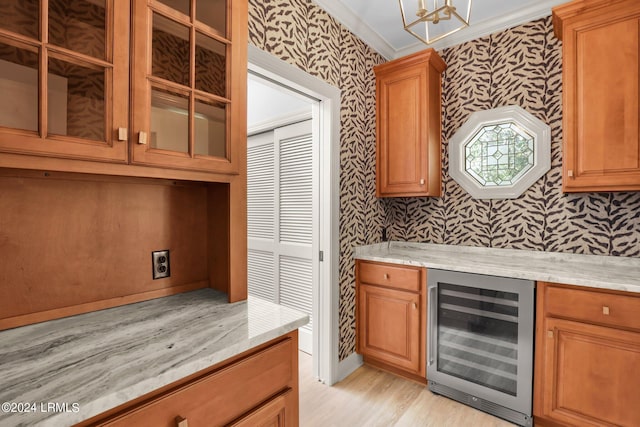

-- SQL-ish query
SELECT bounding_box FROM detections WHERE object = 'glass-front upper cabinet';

[0,0,129,162]
[131,0,244,174]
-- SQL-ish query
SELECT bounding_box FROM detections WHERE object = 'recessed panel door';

[0,0,128,162]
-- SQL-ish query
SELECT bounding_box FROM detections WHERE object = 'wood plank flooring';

[299,352,516,427]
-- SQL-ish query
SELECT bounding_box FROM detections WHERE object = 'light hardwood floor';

[299,352,515,427]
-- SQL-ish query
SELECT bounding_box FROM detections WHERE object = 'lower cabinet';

[228,390,291,427]
[356,260,426,381]
[79,332,299,427]
[534,283,640,427]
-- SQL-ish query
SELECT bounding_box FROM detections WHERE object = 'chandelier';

[399,0,472,45]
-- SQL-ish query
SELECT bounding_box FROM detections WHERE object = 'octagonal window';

[465,123,534,186]
[449,106,550,199]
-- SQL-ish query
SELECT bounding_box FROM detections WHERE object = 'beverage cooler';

[426,269,535,426]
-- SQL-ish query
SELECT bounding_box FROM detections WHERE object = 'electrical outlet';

[152,250,170,280]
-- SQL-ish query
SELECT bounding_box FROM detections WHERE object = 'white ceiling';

[312,0,568,59]
[247,76,313,129]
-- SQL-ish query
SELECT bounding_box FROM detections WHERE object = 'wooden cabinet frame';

[356,260,427,383]
[534,282,640,427]
[554,0,640,191]
[130,0,246,175]
[374,49,446,197]
[0,1,129,163]
[0,0,247,182]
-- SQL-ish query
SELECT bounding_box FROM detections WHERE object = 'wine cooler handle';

[428,285,437,367]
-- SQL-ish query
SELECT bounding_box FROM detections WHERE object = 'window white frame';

[449,105,551,199]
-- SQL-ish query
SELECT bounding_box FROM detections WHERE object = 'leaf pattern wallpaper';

[247,1,640,361]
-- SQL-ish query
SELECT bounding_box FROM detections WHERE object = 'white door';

[247,119,317,354]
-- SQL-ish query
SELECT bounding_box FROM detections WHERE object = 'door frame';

[248,44,341,385]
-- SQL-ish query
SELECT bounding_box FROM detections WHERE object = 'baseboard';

[336,352,363,383]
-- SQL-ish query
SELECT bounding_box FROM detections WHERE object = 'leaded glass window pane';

[464,122,534,187]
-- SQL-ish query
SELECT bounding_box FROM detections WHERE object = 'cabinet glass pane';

[197,0,226,35]
[0,42,39,132]
[151,88,189,153]
[195,32,226,97]
[194,99,226,157]
[49,0,106,60]
[152,13,189,87]
[157,0,189,17]
[0,0,39,40]
[48,57,105,141]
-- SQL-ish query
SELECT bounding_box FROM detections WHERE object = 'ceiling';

[312,0,568,59]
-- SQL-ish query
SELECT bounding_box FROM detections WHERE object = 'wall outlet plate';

[152,250,170,280]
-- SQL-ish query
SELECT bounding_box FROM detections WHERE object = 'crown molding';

[311,0,396,60]
[312,0,567,60]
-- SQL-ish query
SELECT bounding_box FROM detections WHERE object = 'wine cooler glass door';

[427,269,534,416]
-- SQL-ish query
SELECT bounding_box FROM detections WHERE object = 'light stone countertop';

[0,289,308,427]
[354,241,640,293]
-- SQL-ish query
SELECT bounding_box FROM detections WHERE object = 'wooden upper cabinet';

[0,0,129,163]
[374,49,446,197]
[0,0,246,177]
[130,0,245,174]
[553,0,640,192]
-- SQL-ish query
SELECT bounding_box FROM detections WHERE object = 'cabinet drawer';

[358,261,422,292]
[98,338,294,427]
[545,285,640,331]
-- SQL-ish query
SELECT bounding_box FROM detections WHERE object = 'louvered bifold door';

[247,120,316,354]
[247,131,276,302]
[277,120,314,353]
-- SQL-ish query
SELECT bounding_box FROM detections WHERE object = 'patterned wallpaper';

[248,0,386,361]
[384,17,640,258]
[248,4,640,361]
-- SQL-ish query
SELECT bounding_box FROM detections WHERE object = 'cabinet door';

[228,390,291,427]
[358,284,422,374]
[130,0,246,174]
[558,1,640,191]
[375,50,444,197]
[539,317,640,426]
[0,0,129,162]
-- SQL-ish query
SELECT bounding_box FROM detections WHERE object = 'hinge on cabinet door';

[319,251,324,262]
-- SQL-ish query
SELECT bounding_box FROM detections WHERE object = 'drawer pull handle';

[117,127,127,141]
[567,169,574,177]
[138,131,148,145]
[383,273,389,280]
[547,330,554,338]
[602,306,610,315]
[175,416,188,427]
